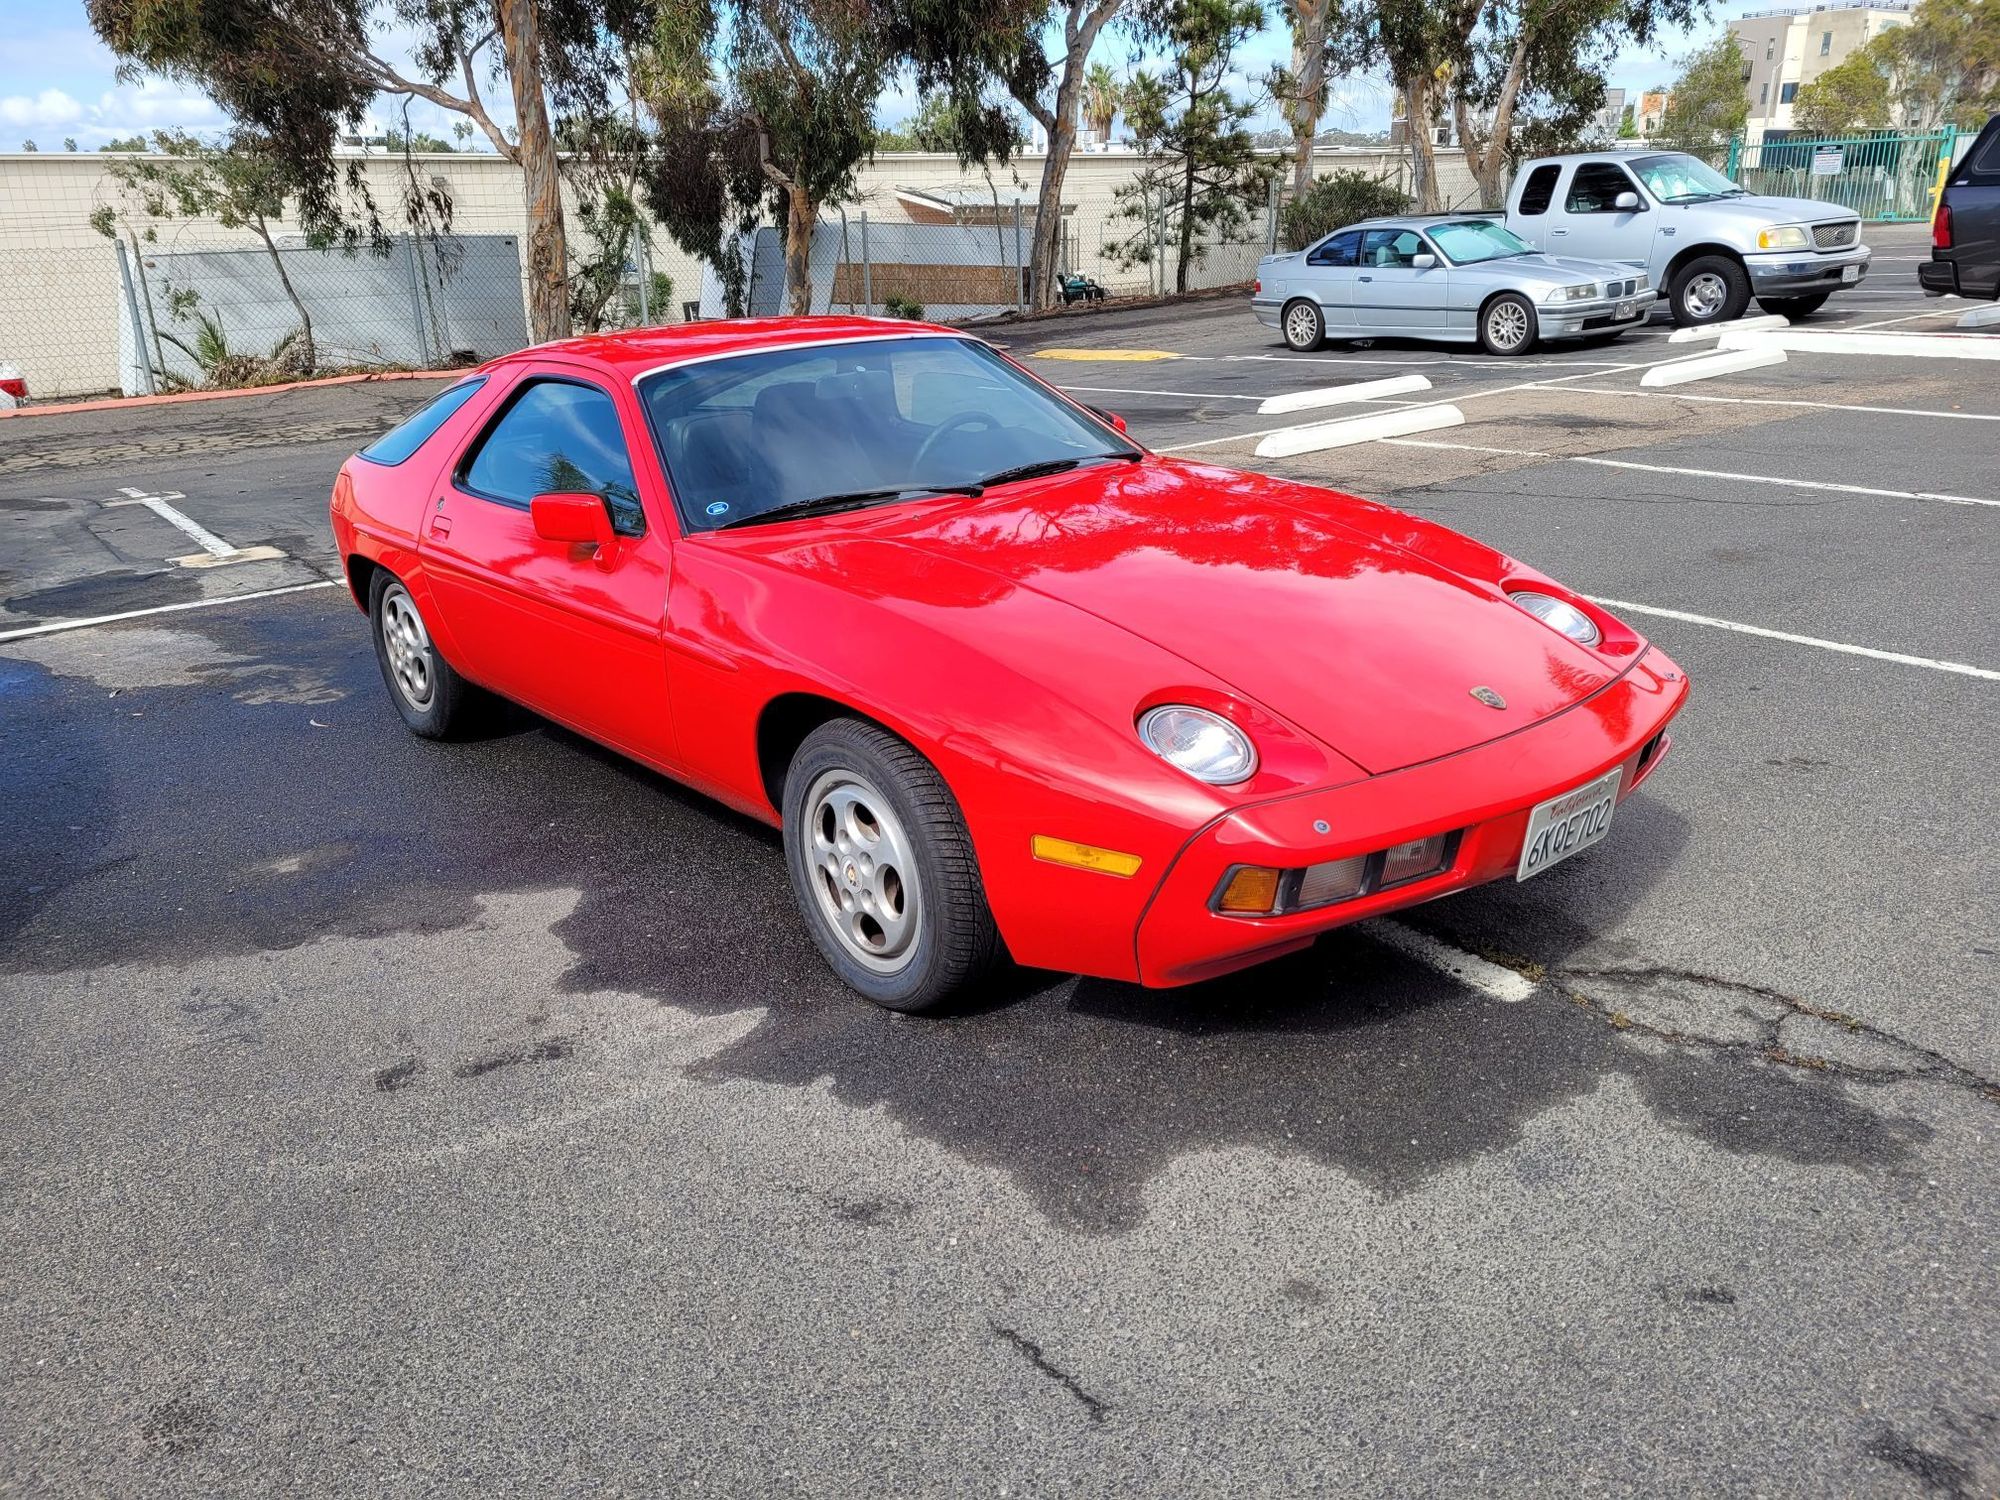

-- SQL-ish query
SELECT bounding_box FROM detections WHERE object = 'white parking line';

[0,580,340,643]
[105,486,236,559]
[1547,386,2000,423]
[1717,327,2000,359]
[1365,921,1539,1002]
[1589,597,2000,681]
[1571,455,1998,507]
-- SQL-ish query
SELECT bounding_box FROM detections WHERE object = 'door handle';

[429,498,452,538]
[1550,228,1569,236]
[1661,227,1676,237]
[1358,274,1373,282]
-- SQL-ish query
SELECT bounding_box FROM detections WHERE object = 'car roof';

[1519,149,1678,166]
[1340,212,1496,231]
[485,316,966,378]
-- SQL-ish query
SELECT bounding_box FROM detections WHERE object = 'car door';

[420,365,681,765]
[1354,227,1448,331]
[1546,160,1651,267]
[1299,228,1364,329]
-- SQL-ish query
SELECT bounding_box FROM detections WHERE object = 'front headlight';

[1757,225,1811,251]
[1137,706,1258,785]
[1507,590,1601,647]
[1548,283,1598,303]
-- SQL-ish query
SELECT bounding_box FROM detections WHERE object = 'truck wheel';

[1671,256,1751,326]
[1756,293,1829,319]
[1281,299,1324,352]
[1478,293,1539,355]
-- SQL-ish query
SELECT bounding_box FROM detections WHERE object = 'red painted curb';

[0,367,467,421]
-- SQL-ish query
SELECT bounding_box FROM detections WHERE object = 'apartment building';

[1730,0,1913,139]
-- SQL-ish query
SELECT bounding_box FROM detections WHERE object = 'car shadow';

[3,610,1928,1235]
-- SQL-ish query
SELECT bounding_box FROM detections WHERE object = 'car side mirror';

[1087,405,1127,433]
[1614,191,1642,211]
[531,491,615,554]
[1412,252,1438,269]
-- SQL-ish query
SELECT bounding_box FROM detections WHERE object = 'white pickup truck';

[1504,150,1870,327]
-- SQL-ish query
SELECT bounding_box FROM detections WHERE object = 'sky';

[0,0,1748,156]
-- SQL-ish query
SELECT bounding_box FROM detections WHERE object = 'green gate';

[1723,128,1959,221]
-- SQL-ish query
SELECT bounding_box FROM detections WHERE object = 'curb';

[0,367,466,422]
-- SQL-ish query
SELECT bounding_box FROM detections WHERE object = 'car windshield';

[640,335,1137,531]
[1629,153,1745,203]
[1428,219,1535,264]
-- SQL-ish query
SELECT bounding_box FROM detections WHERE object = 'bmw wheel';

[368,571,482,738]
[782,718,1001,1012]
[1478,293,1539,356]
[1281,298,1325,352]
[1670,255,1751,326]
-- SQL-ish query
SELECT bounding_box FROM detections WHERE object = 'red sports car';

[331,317,1686,1010]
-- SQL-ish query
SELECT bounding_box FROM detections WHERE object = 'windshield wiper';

[975,451,1142,489]
[716,483,982,530]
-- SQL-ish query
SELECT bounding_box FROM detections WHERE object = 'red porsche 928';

[330,318,1686,1011]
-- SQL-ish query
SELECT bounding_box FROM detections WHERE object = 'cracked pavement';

[4,246,1997,1496]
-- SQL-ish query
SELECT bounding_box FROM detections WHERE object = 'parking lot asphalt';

[4,221,1997,1497]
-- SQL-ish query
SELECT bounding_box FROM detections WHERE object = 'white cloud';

[0,88,84,127]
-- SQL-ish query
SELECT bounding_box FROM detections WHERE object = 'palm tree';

[1084,62,1122,144]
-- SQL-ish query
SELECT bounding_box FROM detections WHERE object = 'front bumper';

[1745,245,1870,296]
[1539,289,1659,338]
[1132,649,1689,986]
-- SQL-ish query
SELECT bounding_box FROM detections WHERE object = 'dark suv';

[1920,113,2000,302]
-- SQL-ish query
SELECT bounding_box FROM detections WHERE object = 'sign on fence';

[1811,147,1844,176]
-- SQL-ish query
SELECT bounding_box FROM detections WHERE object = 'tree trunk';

[1021,0,1121,312]
[1402,70,1443,212]
[1288,0,1328,200]
[784,185,818,316]
[498,0,569,342]
[252,216,315,371]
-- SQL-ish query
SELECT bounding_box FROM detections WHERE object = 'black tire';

[1280,298,1324,352]
[1478,292,1539,356]
[782,718,1001,1012]
[1670,254,1752,326]
[368,570,483,739]
[1756,293,1830,319]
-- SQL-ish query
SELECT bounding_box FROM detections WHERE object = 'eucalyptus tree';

[86,0,652,341]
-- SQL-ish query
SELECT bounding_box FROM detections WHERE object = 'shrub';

[1280,171,1413,252]
[883,294,925,320]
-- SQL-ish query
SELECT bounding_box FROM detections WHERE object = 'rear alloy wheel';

[1281,298,1325,352]
[369,571,481,738]
[1478,293,1539,356]
[1756,293,1830,320]
[1671,255,1751,326]
[782,718,1000,1012]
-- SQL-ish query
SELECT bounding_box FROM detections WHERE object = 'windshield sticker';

[705,501,730,517]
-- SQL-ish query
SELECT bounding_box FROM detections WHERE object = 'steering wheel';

[912,411,1001,474]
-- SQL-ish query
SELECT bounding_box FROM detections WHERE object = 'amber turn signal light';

[1216,866,1282,915]
[1031,836,1143,878]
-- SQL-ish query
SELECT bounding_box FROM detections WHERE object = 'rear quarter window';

[358,378,487,466]
[1517,164,1561,215]
[1966,118,2000,180]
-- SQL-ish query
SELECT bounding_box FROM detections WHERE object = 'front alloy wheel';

[368,570,480,738]
[782,718,1001,1011]
[1479,293,1538,356]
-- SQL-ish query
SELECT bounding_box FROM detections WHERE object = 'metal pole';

[1268,172,1280,253]
[404,235,433,366]
[1156,186,1167,296]
[1013,202,1025,312]
[114,239,157,395]
[126,231,168,386]
[860,211,872,313]
[635,226,651,324]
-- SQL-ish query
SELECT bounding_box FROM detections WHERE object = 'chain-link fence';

[0,145,1494,403]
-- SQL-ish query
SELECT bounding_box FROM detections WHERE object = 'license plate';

[1614,299,1638,320]
[1516,768,1622,882]
[1841,264,1860,283]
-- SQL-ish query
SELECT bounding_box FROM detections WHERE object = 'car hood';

[1499,252,1648,285]
[819,459,1620,776]
[1680,194,1859,228]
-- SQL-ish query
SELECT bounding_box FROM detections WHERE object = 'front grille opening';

[1813,222,1858,249]
[1636,731,1665,773]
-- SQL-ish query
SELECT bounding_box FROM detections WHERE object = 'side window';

[1819,29,1831,53]
[462,379,645,536]
[1306,230,1361,267]
[1968,118,2000,179]
[1565,163,1639,213]
[1359,228,1426,268]
[359,377,486,466]
[1779,81,1798,103]
[1516,164,1561,215]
